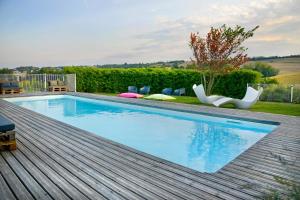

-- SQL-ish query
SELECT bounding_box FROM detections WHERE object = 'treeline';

[95,60,185,68]
[250,54,300,61]
[1,54,298,74]
[0,66,64,74]
[0,68,13,74]
[0,60,186,74]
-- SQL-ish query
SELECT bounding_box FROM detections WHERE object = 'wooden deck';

[0,93,299,200]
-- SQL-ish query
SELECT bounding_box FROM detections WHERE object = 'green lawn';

[167,96,300,116]
[97,93,300,116]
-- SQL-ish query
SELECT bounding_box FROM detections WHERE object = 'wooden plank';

[11,149,72,200]
[0,173,17,200]
[219,166,288,194]
[14,143,97,200]
[17,133,159,200]
[234,155,300,180]
[15,140,110,200]
[240,148,300,168]
[1,151,53,200]
[0,155,34,200]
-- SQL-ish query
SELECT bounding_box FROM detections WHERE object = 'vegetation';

[168,96,300,116]
[262,149,300,200]
[260,78,279,84]
[97,94,300,116]
[95,60,185,68]
[274,73,300,84]
[259,85,300,103]
[251,56,300,84]
[189,24,258,95]
[33,67,63,74]
[64,67,260,98]
[0,68,13,74]
[263,177,300,200]
[14,66,41,73]
[243,62,279,77]
[250,54,300,61]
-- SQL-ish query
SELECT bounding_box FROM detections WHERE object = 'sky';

[0,0,300,68]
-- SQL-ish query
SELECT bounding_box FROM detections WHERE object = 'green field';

[98,93,300,116]
[273,72,300,84]
[254,57,300,84]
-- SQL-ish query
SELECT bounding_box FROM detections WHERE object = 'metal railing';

[248,83,300,103]
[0,74,76,93]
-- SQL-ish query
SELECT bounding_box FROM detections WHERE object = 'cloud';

[1,0,299,67]
[129,0,300,58]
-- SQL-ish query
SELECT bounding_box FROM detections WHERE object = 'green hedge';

[63,67,261,98]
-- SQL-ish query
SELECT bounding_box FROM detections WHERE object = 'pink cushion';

[118,93,144,98]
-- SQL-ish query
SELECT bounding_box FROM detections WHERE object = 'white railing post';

[290,85,294,103]
[44,74,47,92]
[74,74,77,92]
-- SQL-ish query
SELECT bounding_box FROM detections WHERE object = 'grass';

[97,93,300,116]
[168,96,300,116]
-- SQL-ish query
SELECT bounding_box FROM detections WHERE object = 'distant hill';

[250,54,300,61]
[248,55,300,84]
[95,60,185,68]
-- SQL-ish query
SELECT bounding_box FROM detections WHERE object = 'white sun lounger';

[192,84,223,104]
[212,87,263,109]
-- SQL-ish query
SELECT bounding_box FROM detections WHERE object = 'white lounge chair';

[212,87,263,109]
[192,84,223,104]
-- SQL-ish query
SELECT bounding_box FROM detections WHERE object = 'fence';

[0,74,76,93]
[248,83,300,103]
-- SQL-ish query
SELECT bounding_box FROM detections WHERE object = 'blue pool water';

[6,95,277,173]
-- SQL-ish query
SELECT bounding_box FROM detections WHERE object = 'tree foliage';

[0,68,13,74]
[243,62,279,77]
[63,67,260,98]
[190,24,259,95]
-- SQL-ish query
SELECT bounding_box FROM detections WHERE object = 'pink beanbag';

[118,92,144,98]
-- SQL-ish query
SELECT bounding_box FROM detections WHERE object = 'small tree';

[243,62,279,77]
[190,24,259,95]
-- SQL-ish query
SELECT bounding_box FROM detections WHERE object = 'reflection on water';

[188,123,248,171]
[13,96,274,173]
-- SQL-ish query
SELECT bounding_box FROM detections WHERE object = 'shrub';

[63,67,261,98]
[259,85,300,103]
[214,69,262,98]
[260,85,290,102]
[243,62,279,77]
[261,78,279,84]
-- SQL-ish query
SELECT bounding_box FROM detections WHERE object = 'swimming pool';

[6,95,277,173]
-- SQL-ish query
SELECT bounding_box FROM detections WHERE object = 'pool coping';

[1,92,299,199]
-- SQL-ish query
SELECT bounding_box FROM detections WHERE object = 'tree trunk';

[205,72,215,96]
